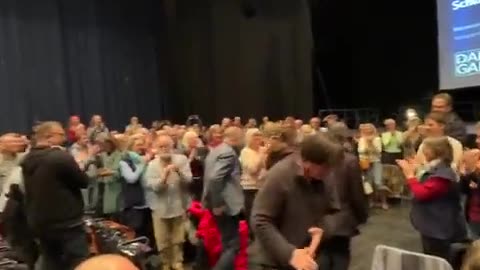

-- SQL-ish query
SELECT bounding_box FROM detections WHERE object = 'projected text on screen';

[438,0,480,89]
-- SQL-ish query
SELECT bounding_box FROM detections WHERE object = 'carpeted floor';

[349,202,421,270]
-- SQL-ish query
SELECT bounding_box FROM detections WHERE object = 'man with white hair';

[144,135,192,270]
[381,119,403,164]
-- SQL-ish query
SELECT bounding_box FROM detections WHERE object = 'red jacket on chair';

[188,201,248,270]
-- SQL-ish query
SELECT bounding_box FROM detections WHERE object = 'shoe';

[381,203,389,210]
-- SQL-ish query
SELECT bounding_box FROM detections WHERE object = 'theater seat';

[372,245,453,270]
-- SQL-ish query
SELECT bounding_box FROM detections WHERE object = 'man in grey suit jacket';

[202,126,245,270]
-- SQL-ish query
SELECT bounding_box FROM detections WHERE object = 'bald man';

[202,126,244,270]
[75,255,138,270]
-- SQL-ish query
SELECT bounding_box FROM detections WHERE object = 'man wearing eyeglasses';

[21,121,90,270]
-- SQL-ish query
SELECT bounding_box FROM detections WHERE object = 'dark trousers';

[36,225,89,270]
[193,239,209,270]
[318,236,351,270]
[421,235,451,261]
[243,189,257,239]
[119,208,156,250]
[212,214,240,270]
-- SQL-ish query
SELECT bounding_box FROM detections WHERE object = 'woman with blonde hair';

[397,136,466,261]
[240,128,266,239]
[358,123,387,209]
[403,117,424,159]
[118,136,153,242]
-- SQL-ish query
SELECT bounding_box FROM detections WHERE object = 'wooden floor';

[349,202,421,270]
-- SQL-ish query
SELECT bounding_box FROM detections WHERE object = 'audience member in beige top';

[416,112,463,171]
[240,128,266,234]
[239,128,266,190]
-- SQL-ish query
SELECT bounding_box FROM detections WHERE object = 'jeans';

[318,237,351,270]
[367,161,383,188]
[36,225,89,270]
[212,214,240,270]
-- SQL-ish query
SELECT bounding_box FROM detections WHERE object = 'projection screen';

[438,0,480,89]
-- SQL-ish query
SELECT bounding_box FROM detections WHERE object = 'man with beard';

[249,134,344,270]
[144,135,192,270]
[431,93,466,144]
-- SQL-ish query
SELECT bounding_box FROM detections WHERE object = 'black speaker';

[241,0,257,18]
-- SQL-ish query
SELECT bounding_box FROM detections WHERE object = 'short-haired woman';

[357,123,387,209]
[397,136,466,262]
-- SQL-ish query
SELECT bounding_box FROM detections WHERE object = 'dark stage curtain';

[0,0,168,133]
[164,0,314,123]
[0,0,314,133]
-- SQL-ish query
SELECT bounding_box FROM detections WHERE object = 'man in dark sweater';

[319,124,369,270]
[431,93,466,144]
[22,121,90,270]
[249,134,344,270]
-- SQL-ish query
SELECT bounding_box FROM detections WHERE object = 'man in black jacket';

[318,123,369,270]
[22,121,90,270]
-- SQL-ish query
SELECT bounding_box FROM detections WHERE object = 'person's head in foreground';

[462,240,480,270]
[299,134,344,180]
[75,254,139,270]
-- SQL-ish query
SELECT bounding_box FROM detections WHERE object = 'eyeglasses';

[51,132,66,137]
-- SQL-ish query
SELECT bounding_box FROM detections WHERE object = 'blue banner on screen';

[438,0,480,89]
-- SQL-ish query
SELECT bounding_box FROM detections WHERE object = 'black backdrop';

[0,0,170,133]
[163,0,313,123]
[0,0,314,133]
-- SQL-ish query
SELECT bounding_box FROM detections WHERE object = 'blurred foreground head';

[75,254,139,270]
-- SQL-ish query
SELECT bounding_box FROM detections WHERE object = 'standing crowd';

[3,92,480,270]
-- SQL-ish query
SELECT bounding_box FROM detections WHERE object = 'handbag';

[359,158,371,171]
